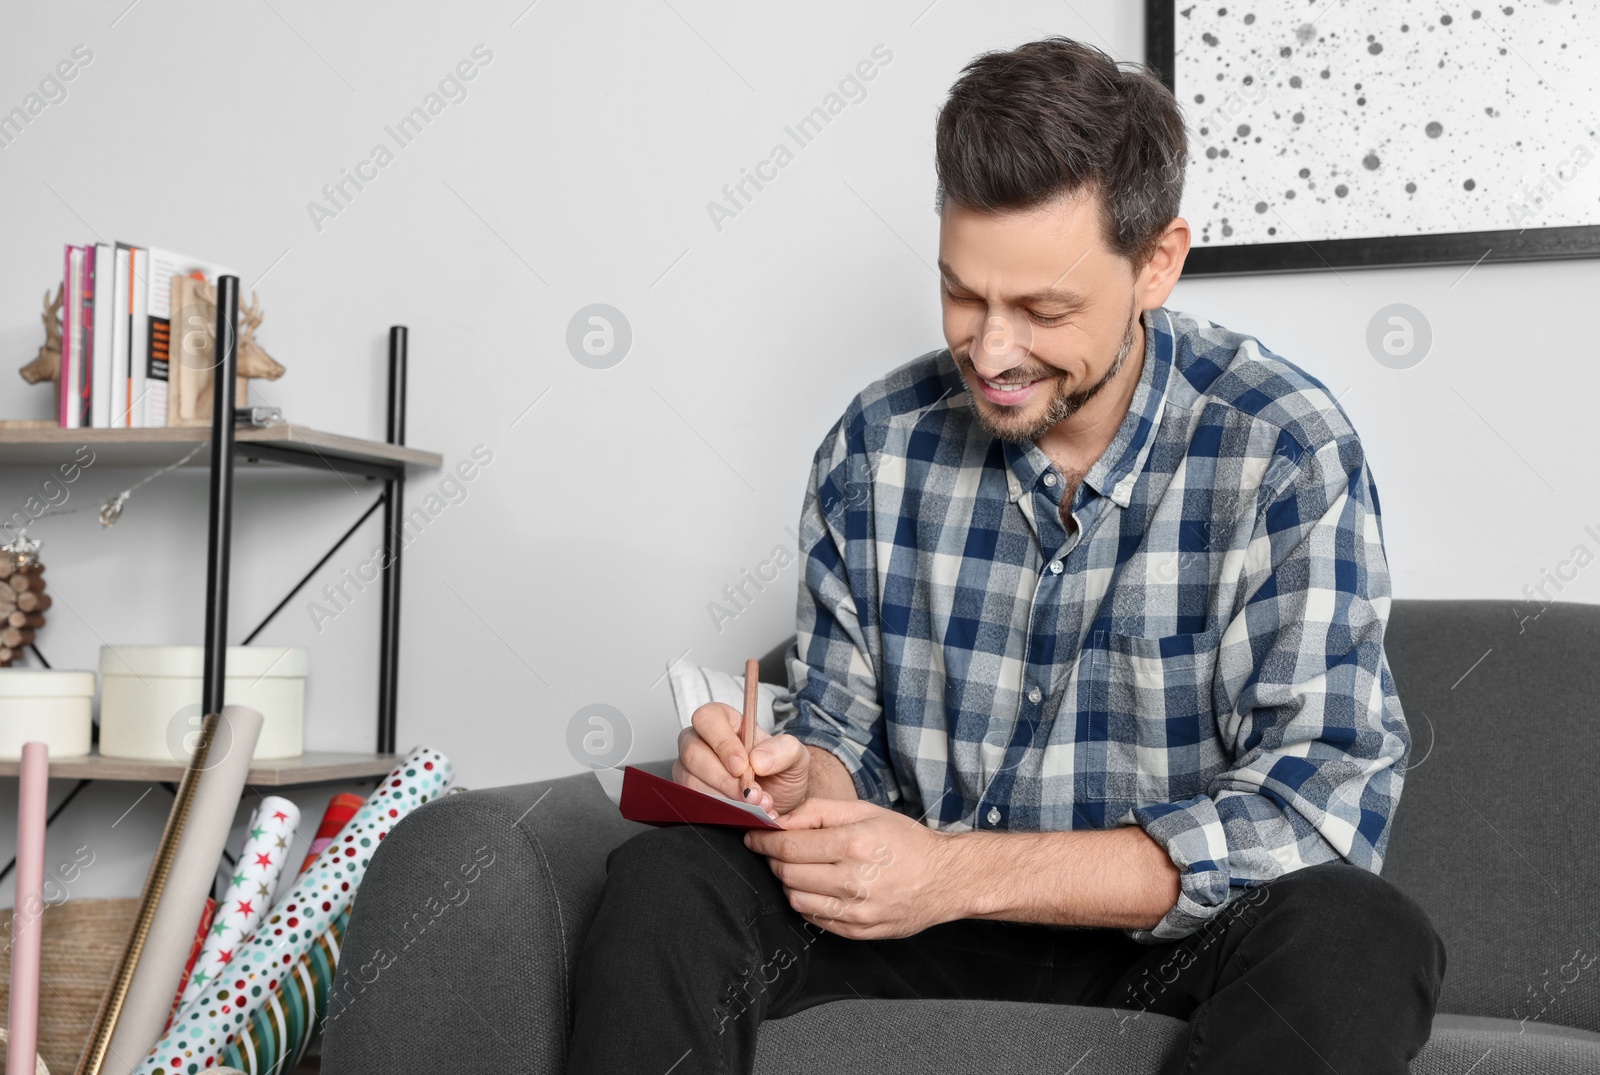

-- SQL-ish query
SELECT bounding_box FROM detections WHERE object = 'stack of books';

[57,243,232,429]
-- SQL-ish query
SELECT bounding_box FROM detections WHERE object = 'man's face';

[939,189,1141,445]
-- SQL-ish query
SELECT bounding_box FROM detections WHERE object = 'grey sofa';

[322,599,1600,1073]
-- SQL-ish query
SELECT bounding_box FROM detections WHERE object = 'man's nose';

[969,309,1031,376]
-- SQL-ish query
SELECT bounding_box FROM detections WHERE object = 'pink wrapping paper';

[7,742,48,1075]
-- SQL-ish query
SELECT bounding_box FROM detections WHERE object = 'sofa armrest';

[322,763,664,1075]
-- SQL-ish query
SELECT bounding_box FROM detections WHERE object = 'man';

[567,36,1444,1075]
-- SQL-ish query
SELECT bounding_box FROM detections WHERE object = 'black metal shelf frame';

[204,278,409,753]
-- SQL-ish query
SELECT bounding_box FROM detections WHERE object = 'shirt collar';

[1001,306,1174,508]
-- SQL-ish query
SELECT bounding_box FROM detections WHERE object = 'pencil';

[740,657,759,799]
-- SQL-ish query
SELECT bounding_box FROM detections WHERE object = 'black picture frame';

[1144,1,1600,276]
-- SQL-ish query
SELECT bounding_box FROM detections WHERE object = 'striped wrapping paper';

[298,793,363,876]
[134,746,453,1075]
[219,909,348,1075]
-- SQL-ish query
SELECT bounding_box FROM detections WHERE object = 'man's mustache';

[953,351,1059,383]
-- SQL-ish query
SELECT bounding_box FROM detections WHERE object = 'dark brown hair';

[935,36,1187,270]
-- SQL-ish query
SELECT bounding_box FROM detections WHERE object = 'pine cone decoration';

[0,535,48,666]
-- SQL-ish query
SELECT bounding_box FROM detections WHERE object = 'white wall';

[0,0,1594,902]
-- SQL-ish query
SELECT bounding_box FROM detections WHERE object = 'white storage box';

[0,669,96,759]
[99,645,308,761]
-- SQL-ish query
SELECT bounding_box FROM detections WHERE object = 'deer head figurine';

[18,285,64,387]
[238,291,284,382]
[167,279,289,426]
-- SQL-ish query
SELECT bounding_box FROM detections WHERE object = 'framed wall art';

[1145,2,1600,275]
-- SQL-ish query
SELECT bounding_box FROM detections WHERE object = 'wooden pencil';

[740,658,760,799]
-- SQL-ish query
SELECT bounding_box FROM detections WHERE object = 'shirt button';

[1027,686,1042,704]
[1043,472,1057,487]
[986,806,1002,826]
[1048,560,1063,574]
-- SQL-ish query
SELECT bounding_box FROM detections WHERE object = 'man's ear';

[1135,217,1191,311]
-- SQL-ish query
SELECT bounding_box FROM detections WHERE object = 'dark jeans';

[566,823,1446,1075]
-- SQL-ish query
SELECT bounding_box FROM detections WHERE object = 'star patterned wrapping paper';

[174,796,301,1013]
[135,746,453,1074]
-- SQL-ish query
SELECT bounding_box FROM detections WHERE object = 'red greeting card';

[618,765,782,830]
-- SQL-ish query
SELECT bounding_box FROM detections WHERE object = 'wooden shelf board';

[0,425,441,471]
[0,750,399,786]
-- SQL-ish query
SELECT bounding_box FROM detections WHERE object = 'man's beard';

[960,305,1140,445]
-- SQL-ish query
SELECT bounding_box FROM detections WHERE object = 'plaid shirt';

[772,306,1409,942]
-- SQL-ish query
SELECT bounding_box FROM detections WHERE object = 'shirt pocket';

[1088,627,1229,810]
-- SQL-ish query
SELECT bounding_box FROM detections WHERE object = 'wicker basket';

[0,897,139,1075]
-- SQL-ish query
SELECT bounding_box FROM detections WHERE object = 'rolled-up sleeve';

[770,416,899,808]
[1129,431,1410,942]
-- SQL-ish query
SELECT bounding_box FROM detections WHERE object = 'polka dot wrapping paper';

[134,746,453,1074]
[218,908,349,1075]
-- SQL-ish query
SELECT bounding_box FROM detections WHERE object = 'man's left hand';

[744,797,963,940]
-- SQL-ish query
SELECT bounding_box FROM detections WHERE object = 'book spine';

[79,250,91,427]
[129,248,149,428]
[80,245,95,427]
[111,245,131,427]
[59,246,72,427]
[64,247,86,429]
[146,302,169,428]
[92,242,114,427]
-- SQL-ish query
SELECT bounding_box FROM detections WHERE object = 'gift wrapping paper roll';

[136,746,452,1075]
[7,741,48,1075]
[99,705,263,1075]
[174,795,300,1013]
[164,898,216,1034]
[219,909,349,1075]
[297,793,362,876]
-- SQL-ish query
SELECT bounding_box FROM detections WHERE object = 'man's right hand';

[674,702,813,817]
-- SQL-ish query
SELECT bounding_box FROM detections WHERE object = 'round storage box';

[98,645,308,761]
[0,669,96,759]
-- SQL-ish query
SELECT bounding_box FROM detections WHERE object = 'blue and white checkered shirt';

[773,306,1409,942]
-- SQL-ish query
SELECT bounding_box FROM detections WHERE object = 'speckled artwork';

[1171,2,1600,248]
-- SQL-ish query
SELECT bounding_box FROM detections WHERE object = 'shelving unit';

[0,321,440,751]
[0,423,438,472]
[0,751,400,786]
[0,285,441,877]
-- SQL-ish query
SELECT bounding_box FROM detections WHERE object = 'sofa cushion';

[755,1000,1181,1075]
[1382,600,1600,1034]
[1432,1013,1600,1042]
[752,1000,1600,1074]
[757,599,1600,1035]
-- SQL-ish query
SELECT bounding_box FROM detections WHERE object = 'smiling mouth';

[979,375,1046,394]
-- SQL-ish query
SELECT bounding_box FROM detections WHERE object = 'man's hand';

[673,702,813,817]
[744,797,960,940]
